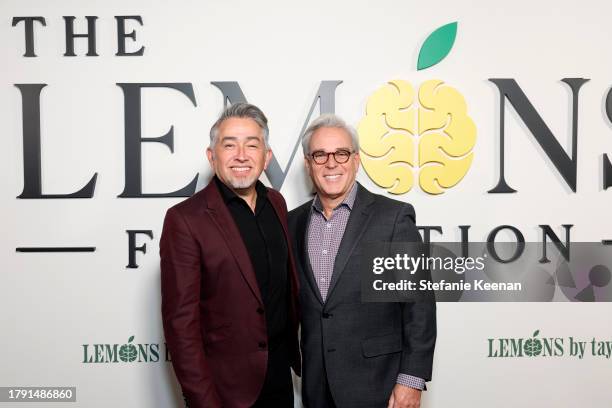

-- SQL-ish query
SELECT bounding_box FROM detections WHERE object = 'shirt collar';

[312,181,358,213]
[214,175,268,205]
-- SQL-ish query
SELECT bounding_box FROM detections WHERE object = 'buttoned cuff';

[396,373,426,390]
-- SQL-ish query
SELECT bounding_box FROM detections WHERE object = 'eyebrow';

[220,136,262,142]
[312,147,352,152]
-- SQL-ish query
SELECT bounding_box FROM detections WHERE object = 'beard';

[226,173,258,190]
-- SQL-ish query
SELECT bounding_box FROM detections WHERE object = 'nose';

[235,145,248,161]
[325,156,338,168]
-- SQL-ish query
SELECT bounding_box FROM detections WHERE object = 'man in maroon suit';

[160,103,300,408]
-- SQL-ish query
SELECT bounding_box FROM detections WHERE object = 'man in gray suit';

[288,114,436,408]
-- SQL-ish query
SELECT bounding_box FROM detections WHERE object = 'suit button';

[322,312,332,319]
[258,341,267,349]
[327,348,336,352]
[257,307,264,315]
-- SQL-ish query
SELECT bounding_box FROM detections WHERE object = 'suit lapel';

[267,193,289,245]
[296,202,324,305]
[326,184,375,302]
[267,192,302,333]
[203,181,263,305]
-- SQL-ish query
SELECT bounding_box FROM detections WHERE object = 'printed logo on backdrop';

[359,23,477,195]
[8,17,612,267]
[356,22,612,196]
[487,329,612,359]
[82,336,171,364]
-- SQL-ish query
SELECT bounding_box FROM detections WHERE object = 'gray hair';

[209,103,270,149]
[301,113,359,155]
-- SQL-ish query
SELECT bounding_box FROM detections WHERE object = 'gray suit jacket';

[288,183,436,408]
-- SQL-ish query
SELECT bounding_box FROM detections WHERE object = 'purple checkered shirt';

[306,182,425,391]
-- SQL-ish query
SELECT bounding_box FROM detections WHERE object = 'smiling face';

[207,117,271,192]
[305,126,360,202]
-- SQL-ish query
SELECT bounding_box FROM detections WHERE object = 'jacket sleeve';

[392,203,437,382]
[160,207,223,408]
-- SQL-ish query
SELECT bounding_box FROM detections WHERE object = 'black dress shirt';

[214,176,289,350]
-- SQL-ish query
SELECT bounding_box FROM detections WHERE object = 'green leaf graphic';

[417,22,458,71]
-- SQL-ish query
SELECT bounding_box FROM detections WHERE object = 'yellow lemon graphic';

[358,79,476,195]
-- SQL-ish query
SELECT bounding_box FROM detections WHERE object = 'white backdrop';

[1,0,611,407]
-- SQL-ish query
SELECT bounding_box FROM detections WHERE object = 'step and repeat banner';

[1,0,611,407]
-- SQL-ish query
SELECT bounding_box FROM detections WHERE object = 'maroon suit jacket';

[160,179,301,408]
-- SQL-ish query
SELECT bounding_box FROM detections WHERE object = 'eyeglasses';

[309,149,354,165]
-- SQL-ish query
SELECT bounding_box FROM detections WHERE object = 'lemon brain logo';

[358,22,476,195]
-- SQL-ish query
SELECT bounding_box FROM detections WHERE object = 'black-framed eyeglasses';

[309,149,354,165]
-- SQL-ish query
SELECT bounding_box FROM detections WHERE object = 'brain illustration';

[358,79,476,194]
[524,330,543,357]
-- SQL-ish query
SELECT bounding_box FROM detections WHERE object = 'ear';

[354,150,360,170]
[206,147,214,166]
[263,148,273,170]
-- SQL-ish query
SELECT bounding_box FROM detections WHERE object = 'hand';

[387,383,421,408]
